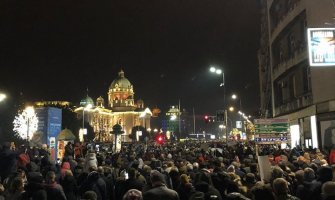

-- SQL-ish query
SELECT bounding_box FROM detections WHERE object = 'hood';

[87,171,100,182]
[62,162,71,170]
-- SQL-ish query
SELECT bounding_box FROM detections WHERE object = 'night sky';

[0,0,261,116]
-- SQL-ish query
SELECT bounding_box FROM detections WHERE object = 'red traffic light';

[158,136,163,142]
[204,115,209,123]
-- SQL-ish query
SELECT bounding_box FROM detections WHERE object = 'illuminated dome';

[80,96,94,107]
[109,70,132,89]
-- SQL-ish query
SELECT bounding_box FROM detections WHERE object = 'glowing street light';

[209,66,228,143]
[229,106,235,112]
[0,93,6,102]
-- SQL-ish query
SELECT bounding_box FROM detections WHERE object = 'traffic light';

[204,115,209,123]
[216,110,225,122]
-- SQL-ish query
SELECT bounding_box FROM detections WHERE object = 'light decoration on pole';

[13,106,38,140]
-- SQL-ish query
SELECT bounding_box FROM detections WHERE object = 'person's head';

[227,165,235,173]
[89,166,98,172]
[128,168,137,179]
[271,167,284,181]
[272,178,289,196]
[180,174,190,184]
[46,171,56,184]
[65,170,73,177]
[251,184,275,200]
[317,166,333,183]
[193,162,199,170]
[83,191,97,200]
[97,166,104,175]
[245,173,256,185]
[150,170,165,186]
[304,167,315,182]
[322,181,335,200]
[122,189,143,200]
[295,170,304,183]
[143,165,152,173]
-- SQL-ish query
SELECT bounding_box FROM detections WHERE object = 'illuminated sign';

[307,28,335,66]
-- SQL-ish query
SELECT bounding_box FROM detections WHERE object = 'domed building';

[108,70,135,111]
[75,70,152,143]
[80,95,94,107]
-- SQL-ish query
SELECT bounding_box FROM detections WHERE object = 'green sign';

[254,119,289,134]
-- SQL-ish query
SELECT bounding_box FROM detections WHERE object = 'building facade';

[75,70,152,142]
[259,0,335,150]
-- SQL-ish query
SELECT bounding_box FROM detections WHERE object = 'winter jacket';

[61,175,78,200]
[84,153,97,172]
[79,171,107,200]
[44,182,67,200]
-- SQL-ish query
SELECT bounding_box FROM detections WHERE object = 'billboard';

[307,28,335,66]
[35,107,62,161]
[254,118,289,144]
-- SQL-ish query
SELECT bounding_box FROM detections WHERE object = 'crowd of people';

[0,140,335,200]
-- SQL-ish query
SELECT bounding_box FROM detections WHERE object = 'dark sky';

[0,0,261,116]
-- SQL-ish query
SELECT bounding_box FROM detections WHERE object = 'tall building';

[259,0,335,149]
[75,70,152,142]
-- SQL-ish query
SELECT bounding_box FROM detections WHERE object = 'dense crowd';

[0,140,335,200]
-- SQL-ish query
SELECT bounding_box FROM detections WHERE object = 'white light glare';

[13,107,38,140]
[170,115,177,121]
[0,93,6,102]
[215,69,222,74]
[210,67,216,72]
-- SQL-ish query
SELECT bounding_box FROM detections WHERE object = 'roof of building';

[58,128,76,141]
[80,95,94,107]
[109,70,133,90]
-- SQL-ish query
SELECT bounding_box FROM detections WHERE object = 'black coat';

[61,175,78,200]
[143,185,180,200]
[0,148,18,180]
[22,182,47,200]
[122,178,145,198]
[79,171,107,200]
[44,183,67,200]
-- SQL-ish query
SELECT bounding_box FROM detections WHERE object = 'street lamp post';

[209,67,228,144]
[232,94,243,131]
[82,104,92,138]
